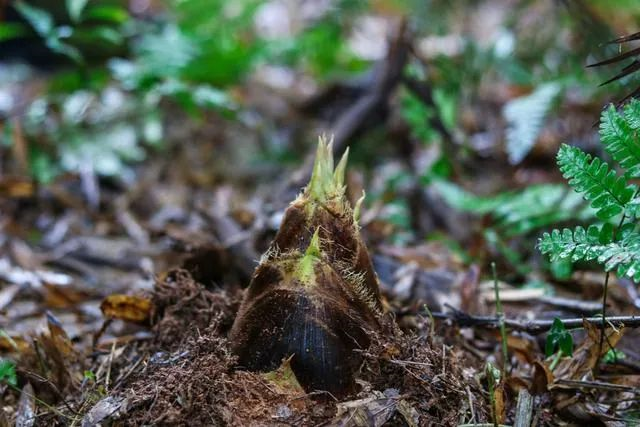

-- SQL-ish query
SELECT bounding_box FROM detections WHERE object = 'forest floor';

[2,7,640,427]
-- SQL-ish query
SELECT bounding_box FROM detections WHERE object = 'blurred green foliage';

[1,0,367,182]
[2,0,640,200]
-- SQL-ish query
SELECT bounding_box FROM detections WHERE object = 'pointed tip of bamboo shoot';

[333,147,349,189]
[353,190,365,223]
[306,135,348,204]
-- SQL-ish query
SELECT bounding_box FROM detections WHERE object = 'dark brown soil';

[99,270,487,426]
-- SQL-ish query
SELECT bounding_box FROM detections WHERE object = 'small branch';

[431,307,640,335]
[491,262,508,373]
[598,188,639,367]
[554,378,640,393]
[285,19,410,193]
[329,18,409,154]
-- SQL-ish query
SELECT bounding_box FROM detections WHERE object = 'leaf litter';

[2,4,640,425]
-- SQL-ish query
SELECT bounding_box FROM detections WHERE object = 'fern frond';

[539,226,640,282]
[623,99,640,130]
[557,144,636,220]
[599,102,640,178]
[539,224,611,262]
[434,181,594,236]
[503,83,561,164]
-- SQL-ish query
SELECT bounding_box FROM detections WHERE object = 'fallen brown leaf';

[506,334,537,365]
[35,312,81,393]
[101,294,152,324]
[0,177,33,198]
[0,333,29,353]
[494,383,506,425]
[43,283,90,309]
[532,360,554,394]
[46,312,76,360]
[330,389,409,427]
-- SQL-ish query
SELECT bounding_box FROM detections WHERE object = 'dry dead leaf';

[608,374,640,388]
[0,333,29,353]
[397,399,420,427]
[81,395,128,427]
[101,294,152,324]
[506,376,529,394]
[506,334,537,364]
[532,360,554,394]
[494,383,506,425]
[380,243,464,270]
[0,283,21,312]
[43,283,90,309]
[37,312,81,392]
[46,312,76,359]
[460,264,480,314]
[0,177,33,198]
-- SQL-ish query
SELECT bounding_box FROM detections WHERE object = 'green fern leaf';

[557,144,636,220]
[503,83,561,164]
[539,224,606,262]
[600,102,640,178]
[539,226,640,282]
[623,99,640,131]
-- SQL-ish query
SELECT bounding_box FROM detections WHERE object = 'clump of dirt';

[360,329,487,425]
[119,271,328,426]
[106,270,484,425]
[151,270,240,347]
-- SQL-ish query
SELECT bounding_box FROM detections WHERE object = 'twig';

[431,306,640,335]
[537,295,601,314]
[465,385,476,424]
[492,262,509,373]
[284,18,410,194]
[554,378,640,392]
[598,190,638,368]
[329,18,409,154]
[17,369,79,416]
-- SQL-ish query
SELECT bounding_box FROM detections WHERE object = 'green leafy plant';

[434,180,595,276]
[602,348,625,364]
[539,101,640,281]
[545,318,573,370]
[5,0,372,183]
[435,181,595,237]
[0,358,17,387]
[545,318,573,358]
[8,0,129,64]
[539,100,640,361]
